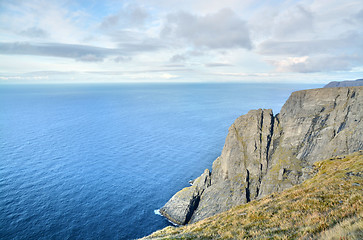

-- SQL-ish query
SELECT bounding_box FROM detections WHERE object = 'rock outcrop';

[143,151,363,240]
[160,86,363,224]
[160,169,211,225]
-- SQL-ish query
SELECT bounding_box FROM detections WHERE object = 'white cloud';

[99,4,149,30]
[135,0,254,14]
[251,0,363,73]
[1,0,363,83]
[0,1,92,45]
[170,54,187,63]
[19,27,49,38]
[272,5,314,40]
[161,9,252,50]
[0,41,165,62]
[257,35,362,56]
[205,63,233,67]
[270,54,363,73]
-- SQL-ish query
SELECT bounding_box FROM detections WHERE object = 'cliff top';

[280,85,363,118]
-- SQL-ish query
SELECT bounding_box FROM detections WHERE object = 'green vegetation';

[142,151,363,239]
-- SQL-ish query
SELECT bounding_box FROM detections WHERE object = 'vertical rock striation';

[160,86,363,224]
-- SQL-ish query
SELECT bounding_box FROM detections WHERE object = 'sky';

[0,0,363,84]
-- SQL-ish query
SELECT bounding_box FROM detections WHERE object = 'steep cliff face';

[160,86,363,224]
[259,86,363,198]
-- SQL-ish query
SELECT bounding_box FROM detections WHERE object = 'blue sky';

[0,0,363,84]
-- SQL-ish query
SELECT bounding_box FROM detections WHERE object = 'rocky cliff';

[144,151,363,239]
[160,86,363,225]
[324,79,363,88]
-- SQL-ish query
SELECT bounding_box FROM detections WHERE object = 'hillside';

[142,151,363,239]
[324,79,363,88]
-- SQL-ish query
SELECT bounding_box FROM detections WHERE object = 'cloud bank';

[0,0,363,82]
[161,9,252,50]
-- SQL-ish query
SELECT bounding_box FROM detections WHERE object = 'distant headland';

[324,78,363,88]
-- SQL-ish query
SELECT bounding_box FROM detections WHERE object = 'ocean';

[0,83,321,239]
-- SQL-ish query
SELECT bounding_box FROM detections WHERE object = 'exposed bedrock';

[159,169,211,225]
[160,86,363,224]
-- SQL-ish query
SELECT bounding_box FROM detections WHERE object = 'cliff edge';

[160,86,363,225]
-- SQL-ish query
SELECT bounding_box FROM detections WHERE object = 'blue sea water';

[0,83,321,239]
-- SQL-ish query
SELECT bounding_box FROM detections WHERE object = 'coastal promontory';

[144,151,363,239]
[159,86,363,225]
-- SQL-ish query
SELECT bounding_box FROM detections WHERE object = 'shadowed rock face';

[160,86,363,224]
[159,169,211,225]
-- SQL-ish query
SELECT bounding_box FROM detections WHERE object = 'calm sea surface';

[0,83,321,239]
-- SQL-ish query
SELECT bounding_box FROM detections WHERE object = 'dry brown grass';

[141,151,363,239]
[319,212,363,240]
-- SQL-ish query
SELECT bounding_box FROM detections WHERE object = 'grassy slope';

[143,151,363,239]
